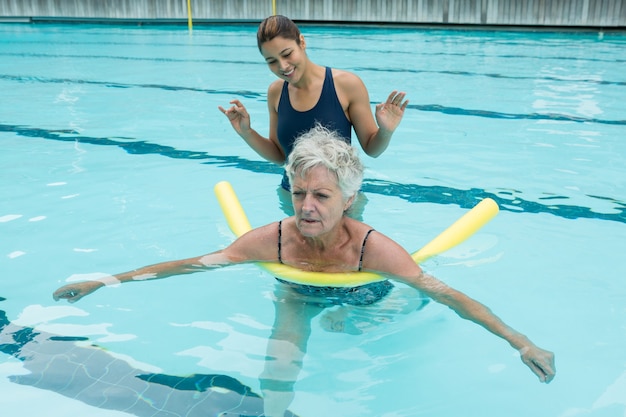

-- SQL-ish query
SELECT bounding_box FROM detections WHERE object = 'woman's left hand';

[519,345,556,383]
[375,91,409,132]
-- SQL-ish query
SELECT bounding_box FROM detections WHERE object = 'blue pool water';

[1,23,625,417]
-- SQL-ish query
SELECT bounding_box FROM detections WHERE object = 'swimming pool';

[1,22,625,417]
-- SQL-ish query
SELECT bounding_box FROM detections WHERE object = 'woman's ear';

[300,34,306,49]
[344,194,355,211]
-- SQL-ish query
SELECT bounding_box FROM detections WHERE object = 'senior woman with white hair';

[54,125,555,416]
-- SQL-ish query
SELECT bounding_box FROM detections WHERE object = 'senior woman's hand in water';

[374,90,408,132]
[53,281,104,303]
[218,99,251,135]
[519,344,556,383]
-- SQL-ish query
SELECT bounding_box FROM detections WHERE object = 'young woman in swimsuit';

[54,125,555,417]
[218,15,409,191]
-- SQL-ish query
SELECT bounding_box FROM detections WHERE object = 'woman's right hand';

[218,99,251,135]
[53,280,104,303]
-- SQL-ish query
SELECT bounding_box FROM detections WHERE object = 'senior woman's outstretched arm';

[52,252,229,303]
[413,273,555,383]
[53,224,279,303]
[362,230,556,383]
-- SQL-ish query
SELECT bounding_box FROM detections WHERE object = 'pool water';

[1,23,625,417]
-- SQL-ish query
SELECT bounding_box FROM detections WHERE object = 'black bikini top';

[277,220,374,272]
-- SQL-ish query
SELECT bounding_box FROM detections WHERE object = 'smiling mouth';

[282,68,294,76]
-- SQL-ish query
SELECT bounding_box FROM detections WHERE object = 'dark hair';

[256,15,301,51]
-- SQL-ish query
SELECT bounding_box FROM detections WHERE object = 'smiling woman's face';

[260,35,306,83]
[291,165,350,238]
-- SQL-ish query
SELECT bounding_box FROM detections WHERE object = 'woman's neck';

[290,61,324,89]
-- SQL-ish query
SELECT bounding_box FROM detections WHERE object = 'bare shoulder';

[331,68,366,90]
[268,79,284,95]
[331,69,369,108]
[363,228,408,255]
[267,79,285,110]
[224,222,280,263]
[360,228,423,278]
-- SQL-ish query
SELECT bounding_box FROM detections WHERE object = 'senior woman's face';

[291,165,349,238]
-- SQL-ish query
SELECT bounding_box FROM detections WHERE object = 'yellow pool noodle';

[214,181,499,287]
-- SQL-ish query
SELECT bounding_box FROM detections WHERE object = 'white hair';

[285,124,364,200]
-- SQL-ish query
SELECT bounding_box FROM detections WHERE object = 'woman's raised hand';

[375,91,409,132]
[218,99,252,135]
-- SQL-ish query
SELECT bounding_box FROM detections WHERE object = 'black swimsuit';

[277,67,352,191]
[275,220,393,306]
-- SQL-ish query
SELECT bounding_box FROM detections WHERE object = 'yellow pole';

[187,0,193,32]
[272,0,276,15]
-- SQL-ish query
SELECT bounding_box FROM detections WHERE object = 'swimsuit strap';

[277,220,283,264]
[279,222,373,270]
[358,229,375,272]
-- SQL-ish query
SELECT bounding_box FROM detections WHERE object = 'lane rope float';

[214,181,499,287]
